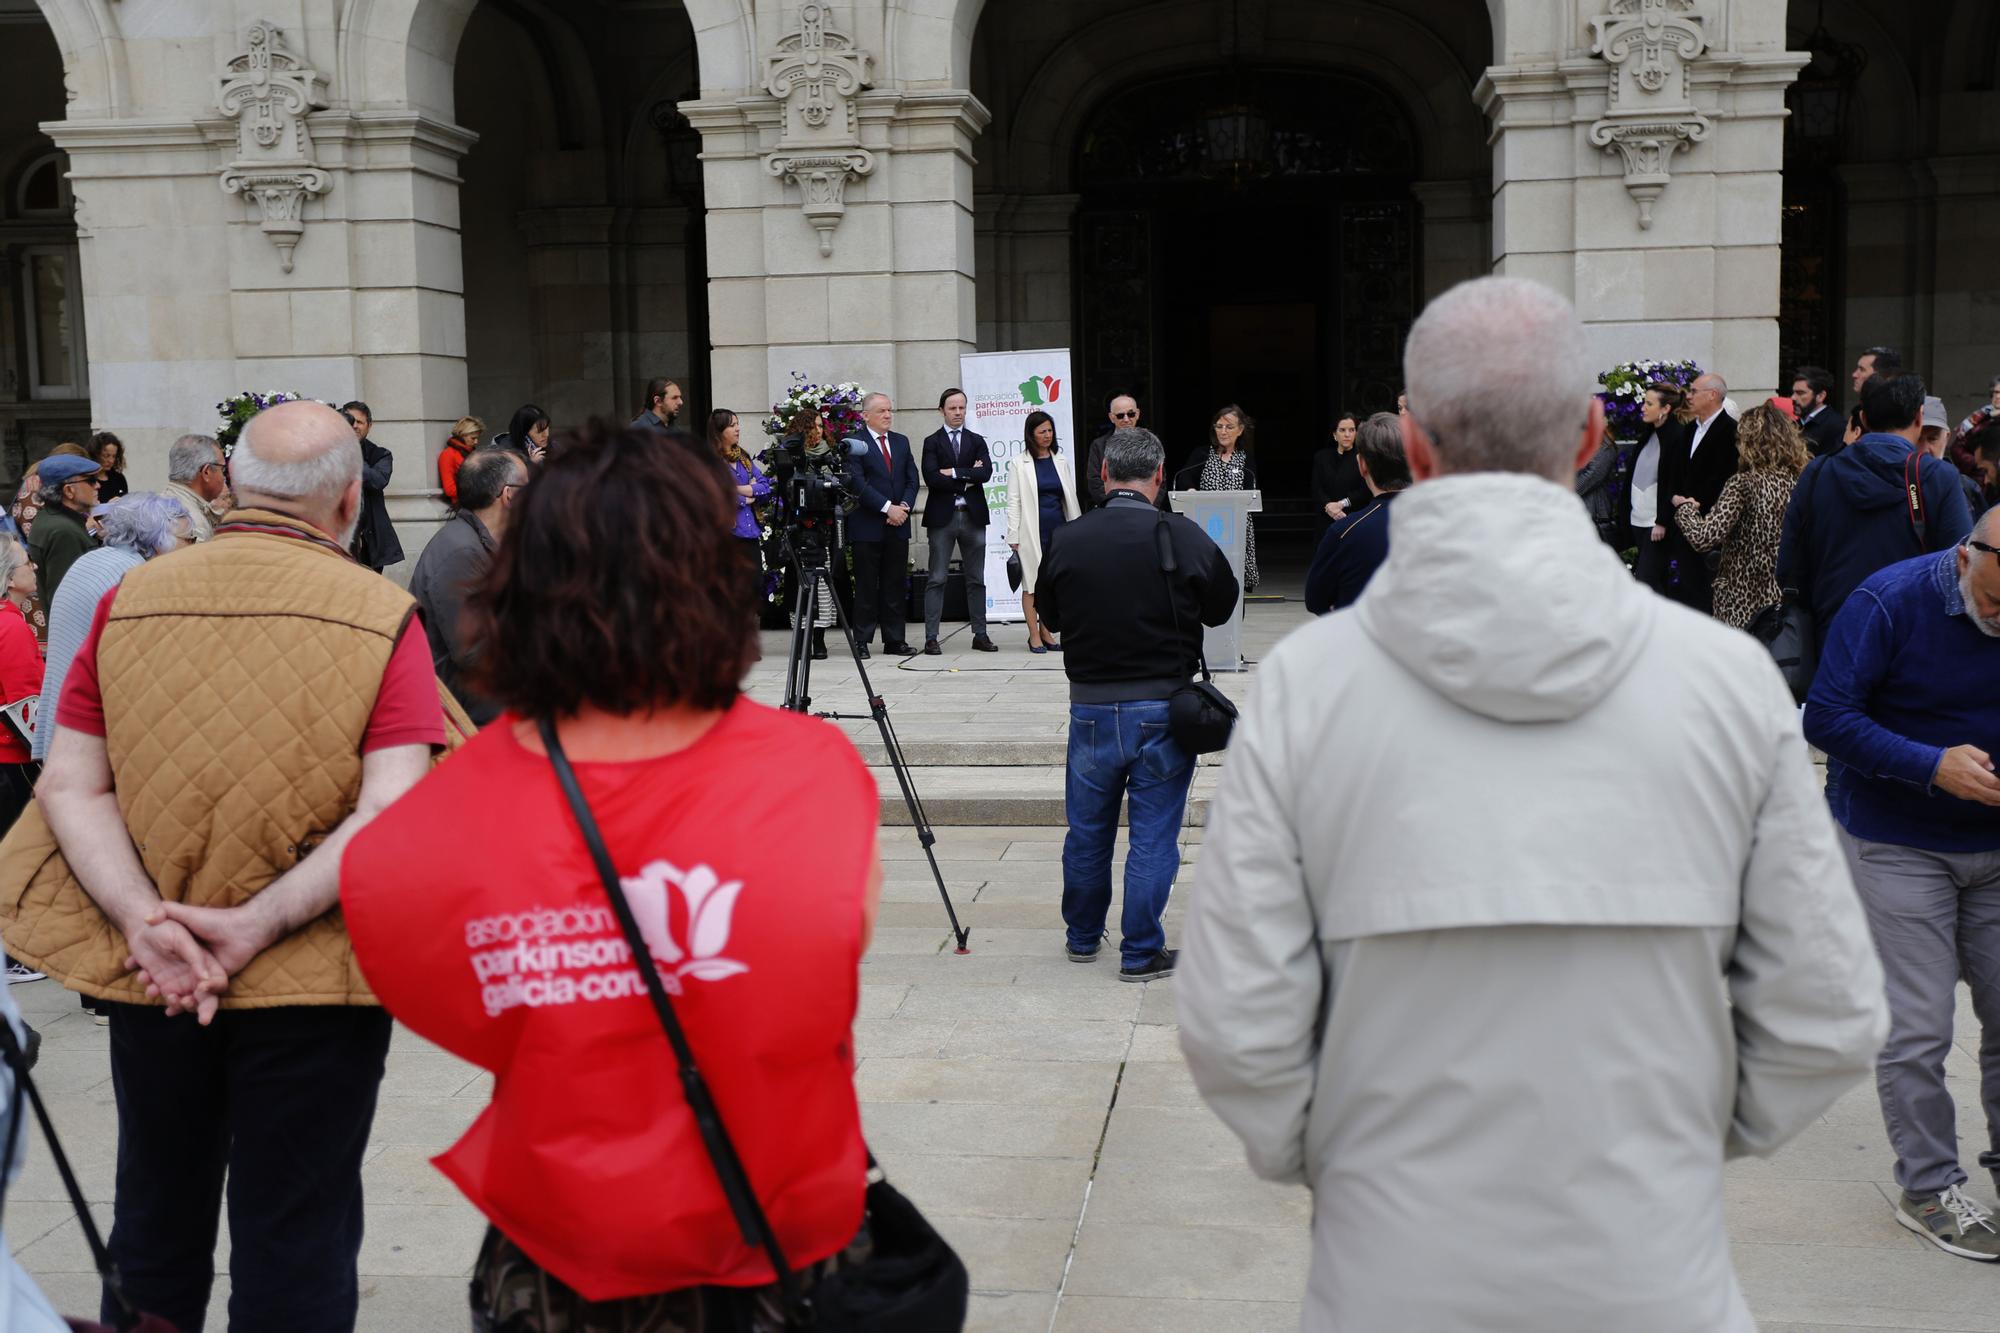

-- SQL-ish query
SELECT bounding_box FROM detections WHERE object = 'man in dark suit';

[920,387,999,654]
[1791,366,1844,458]
[845,391,921,657]
[1656,372,1738,613]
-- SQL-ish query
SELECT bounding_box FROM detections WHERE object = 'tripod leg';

[783,560,816,713]
[829,589,971,953]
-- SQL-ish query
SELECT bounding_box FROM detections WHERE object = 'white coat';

[1178,472,1889,1332]
[1003,450,1080,595]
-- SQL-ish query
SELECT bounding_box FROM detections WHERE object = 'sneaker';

[1897,1185,2000,1260]
[1119,948,1178,983]
[1065,943,1100,963]
[5,963,43,985]
[89,1010,110,1027]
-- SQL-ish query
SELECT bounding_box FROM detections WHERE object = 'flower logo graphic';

[619,860,751,989]
[1016,375,1062,407]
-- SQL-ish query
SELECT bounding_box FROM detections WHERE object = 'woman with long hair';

[782,407,840,659]
[500,404,552,465]
[438,415,485,506]
[1309,411,1367,540]
[340,420,883,1331]
[709,407,771,602]
[92,432,129,503]
[1175,404,1261,592]
[1671,402,1810,629]
[1004,409,1080,652]
[1629,382,1691,592]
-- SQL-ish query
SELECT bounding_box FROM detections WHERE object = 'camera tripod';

[781,552,970,954]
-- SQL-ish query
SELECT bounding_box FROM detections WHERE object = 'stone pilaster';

[975,193,1079,353]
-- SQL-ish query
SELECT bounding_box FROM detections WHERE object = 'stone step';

[870,765,1218,827]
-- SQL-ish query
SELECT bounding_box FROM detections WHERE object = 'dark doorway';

[1073,69,1417,545]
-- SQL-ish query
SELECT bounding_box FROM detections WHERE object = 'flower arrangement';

[1597,358,1701,442]
[763,372,867,445]
[215,389,308,453]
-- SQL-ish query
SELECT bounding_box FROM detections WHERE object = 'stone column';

[975,193,1079,352]
[1478,1,1802,398]
[42,13,474,578]
[1410,179,1490,302]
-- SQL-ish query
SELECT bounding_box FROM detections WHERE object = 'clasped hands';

[122,898,281,1025]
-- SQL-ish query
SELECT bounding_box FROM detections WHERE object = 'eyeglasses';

[1112,411,1138,420]
[1969,539,2000,558]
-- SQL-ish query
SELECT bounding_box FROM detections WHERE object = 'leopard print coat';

[1672,470,1797,629]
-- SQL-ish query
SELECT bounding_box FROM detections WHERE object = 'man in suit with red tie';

[845,392,921,657]
[920,388,1000,655]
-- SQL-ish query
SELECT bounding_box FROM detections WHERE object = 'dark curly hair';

[465,419,758,717]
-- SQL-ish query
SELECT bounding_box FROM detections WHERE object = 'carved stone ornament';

[763,4,875,257]
[217,21,331,273]
[1587,0,1711,229]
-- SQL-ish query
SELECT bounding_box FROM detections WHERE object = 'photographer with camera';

[844,393,920,658]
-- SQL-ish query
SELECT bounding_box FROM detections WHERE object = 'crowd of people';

[0,274,1991,1330]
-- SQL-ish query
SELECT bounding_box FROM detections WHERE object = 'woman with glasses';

[1174,405,1262,593]
[1671,403,1809,629]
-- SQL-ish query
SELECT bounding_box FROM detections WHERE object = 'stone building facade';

[2,0,1995,561]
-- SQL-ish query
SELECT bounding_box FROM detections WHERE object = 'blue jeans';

[1062,700,1197,967]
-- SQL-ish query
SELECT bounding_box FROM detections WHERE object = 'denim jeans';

[924,510,988,640]
[1062,700,1197,967]
[103,1003,393,1332]
[1838,830,2000,1196]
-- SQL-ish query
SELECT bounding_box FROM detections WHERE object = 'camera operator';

[844,393,920,658]
[1036,427,1239,982]
[779,408,844,659]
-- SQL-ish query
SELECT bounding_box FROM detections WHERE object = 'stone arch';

[30,0,130,117]
[1786,0,1916,161]
[339,0,480,119]
[993,0,1490,195]
[680,0,756,95]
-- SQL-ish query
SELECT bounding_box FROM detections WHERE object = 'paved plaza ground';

[7,586,2000,1330]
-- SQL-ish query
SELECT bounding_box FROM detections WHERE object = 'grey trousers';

[924,509,988,640]
[1839,830,2000,1196]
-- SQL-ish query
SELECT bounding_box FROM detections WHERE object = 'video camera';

[767,435,870,567]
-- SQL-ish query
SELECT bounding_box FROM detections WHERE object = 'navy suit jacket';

[845,430,920,542]
[921,427,993,527]
[1304,489,1400,614]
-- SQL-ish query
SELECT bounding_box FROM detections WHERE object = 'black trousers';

[1631,524,1670,594]
[102,1003,394,1333]
[850,536,909,646]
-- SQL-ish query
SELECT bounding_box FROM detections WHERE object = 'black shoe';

[810,629,829,661]
[922,639,942,656]
[971,635,999,652]
[886,641,917,656]
[1119,948,1178,983]
[1065,942,1100,963]
[856,644,871,659]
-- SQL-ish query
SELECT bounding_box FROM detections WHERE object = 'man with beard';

[1805,506,2000,1260]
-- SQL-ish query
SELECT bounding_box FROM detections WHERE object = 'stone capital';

[216,20,331,274]
[1585,0,1711,231]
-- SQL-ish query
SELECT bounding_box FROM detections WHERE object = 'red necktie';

[878,434,892,471]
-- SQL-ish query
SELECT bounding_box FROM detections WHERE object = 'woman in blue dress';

[1003,410,1080,653]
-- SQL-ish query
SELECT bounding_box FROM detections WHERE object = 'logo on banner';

[1016,375,1062,406]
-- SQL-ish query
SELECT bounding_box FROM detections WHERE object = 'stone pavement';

[7,589,2000,1330]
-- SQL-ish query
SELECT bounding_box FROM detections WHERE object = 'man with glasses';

[1656,371,1738,613]
[1806,506,2000,1260]
[163,433,230,543]
[26,453,101,611]
[410,446,525,724]
[1089,395,1162,510]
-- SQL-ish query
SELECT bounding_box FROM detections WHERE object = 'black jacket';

[1309,447,1370,535]
[354,436,404,570]
[1799,404,1845,458]
[920,427,992,527]
[410,509,499,724]
[1036,494,1240,703]
[1654,414,1733,593]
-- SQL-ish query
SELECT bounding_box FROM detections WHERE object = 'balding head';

[1959,507,2000,635]
[1401,277,1596,481]
[230,400,364,542]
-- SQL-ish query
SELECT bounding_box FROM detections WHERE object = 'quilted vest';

[0,508,473,1008]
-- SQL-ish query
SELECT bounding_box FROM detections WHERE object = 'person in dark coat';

[341,401,404,572]
[1309,412,1371,542]
[24,454,99,611]
[1791,367,1845,458]
[1778,371,1975,658]
[1305,412,1409,614]
[495,404,551,466]
[1654,374,1738,614]
[410,447,524,725]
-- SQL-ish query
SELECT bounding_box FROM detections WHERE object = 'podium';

[1169,488,1261,671]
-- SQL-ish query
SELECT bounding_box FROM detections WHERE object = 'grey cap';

[1923,395,1949,430]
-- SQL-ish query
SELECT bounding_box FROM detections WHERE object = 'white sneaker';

[5,962,44,985]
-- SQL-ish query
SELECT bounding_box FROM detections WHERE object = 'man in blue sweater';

[1805,507,2000,1260]
[1777,371,1973,658]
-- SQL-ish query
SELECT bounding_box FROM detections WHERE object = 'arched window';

[14,153,70,218]
[6,150,87,399]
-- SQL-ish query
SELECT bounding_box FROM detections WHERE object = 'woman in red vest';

[342,421,881,1328]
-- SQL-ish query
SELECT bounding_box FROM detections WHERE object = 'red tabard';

[340,700,876,1302]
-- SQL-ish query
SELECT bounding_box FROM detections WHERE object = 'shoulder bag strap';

[1153,511,1211,683]
[536,715,806,1321]
[1907,450,1930,551]
[0,1020,146,1330]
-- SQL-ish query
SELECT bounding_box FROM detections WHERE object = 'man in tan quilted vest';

[16,399,447,1333]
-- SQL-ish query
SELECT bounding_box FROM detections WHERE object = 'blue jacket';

[1804,549,2000,853]
[1304,489,1399,615]
[843,430,919,543]
[1776,433,1972,653]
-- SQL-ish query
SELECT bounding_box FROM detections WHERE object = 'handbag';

[1748,597,1817,704]
[1153,515,1238,754]
[0,1021,179,1333]
[1005,549,1023,593]
[538,717,968,1331]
